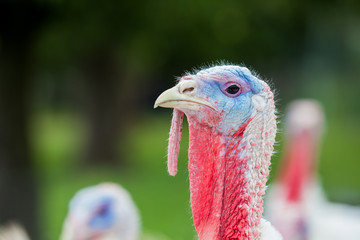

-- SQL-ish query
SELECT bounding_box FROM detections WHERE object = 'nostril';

[182,87,194,94]
[179,80,197,95]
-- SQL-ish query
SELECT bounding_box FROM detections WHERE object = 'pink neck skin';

[279,130,315,202]
[187,118,263,240]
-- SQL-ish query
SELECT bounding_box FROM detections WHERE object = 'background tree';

[0,1,49,238]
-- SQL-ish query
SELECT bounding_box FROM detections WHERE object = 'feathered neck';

[187,87,276,240]
[279,129,316,202]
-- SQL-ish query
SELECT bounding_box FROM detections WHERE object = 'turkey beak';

[154,80,215,110]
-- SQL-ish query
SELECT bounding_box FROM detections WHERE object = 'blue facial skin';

[194,65,265,132]
[89,196,116,230]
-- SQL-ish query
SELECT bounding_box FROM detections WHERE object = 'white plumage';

[61,183,140,240]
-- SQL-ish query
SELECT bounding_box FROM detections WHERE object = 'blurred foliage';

[19,0,359,115]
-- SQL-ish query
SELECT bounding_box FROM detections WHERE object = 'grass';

[30,110,360,239]
[31,111,196,240]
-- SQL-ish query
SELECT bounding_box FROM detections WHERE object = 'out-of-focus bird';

[0,183,170,240]
[61,183,140,240]
[0,222,30,240]
[265,99,360,240]
[155,65,282,240]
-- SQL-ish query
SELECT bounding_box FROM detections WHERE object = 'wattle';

[187,118,257,239]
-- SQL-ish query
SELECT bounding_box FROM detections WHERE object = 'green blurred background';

[0,0,359,239]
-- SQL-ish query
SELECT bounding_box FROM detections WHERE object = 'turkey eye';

[226,85,240,95]
[222,82,242,97]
